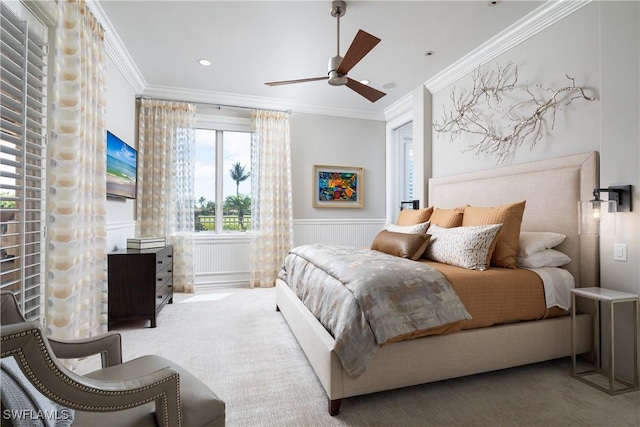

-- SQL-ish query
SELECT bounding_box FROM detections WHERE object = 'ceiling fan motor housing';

[328,55,347,86]
[330,1,346,18]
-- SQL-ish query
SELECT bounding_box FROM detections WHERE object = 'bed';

[275,151,599,415]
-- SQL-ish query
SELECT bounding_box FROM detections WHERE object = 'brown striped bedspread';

[415,261,565,337]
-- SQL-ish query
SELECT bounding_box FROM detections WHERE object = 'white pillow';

[384,221,430,234]
[517,248,571,268]
[425,224,502,271]
[517,231,566,257]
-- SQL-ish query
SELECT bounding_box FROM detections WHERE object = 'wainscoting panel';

[293,219,386,248]
[194,219,386,289]
[195,235,251,289]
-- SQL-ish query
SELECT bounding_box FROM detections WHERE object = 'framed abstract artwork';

[313,165,363,208]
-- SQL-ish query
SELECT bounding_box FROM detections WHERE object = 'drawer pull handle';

[168,284,172,288]
[167,254,173,258]
[158,295,163,299]
[157,278,163,282]
[157,260,164,264]
[167,269,172,273]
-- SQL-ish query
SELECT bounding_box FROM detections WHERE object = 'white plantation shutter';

[0,2,47,321]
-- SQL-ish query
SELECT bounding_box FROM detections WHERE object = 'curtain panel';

[47,0,108,339]
[250,110,294,288]
[137,99,196,293]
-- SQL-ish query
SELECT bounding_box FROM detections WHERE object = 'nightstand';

[571,287,639,395]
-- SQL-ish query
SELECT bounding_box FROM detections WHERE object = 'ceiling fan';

[265,1,386,103]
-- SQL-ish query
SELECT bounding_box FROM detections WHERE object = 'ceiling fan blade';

[346,78,386,103]
[265,76,328,86]
[337,30,381,75]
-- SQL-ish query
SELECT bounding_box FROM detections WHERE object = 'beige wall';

[290,113,386,220]
[105,55,138,225]
[428,1,640,380]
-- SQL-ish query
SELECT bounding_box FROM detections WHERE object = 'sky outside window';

[194,129,251,204]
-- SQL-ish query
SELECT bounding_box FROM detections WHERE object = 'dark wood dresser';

[107,245,173,329]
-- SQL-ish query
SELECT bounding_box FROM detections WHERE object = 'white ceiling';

[98,1,544,118]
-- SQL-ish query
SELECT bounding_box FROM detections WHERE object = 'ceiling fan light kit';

[265,0,386,103]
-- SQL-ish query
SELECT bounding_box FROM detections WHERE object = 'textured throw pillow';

[517,231,566,257]
[371,230,431,261]
[429,207,465,228]
[384,221,430,234]
[462,201,526,269]
[517,248,571,268]
[397,206,434,226]
[425,224,502,270]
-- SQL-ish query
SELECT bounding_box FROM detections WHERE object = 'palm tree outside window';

[194,128,252,232]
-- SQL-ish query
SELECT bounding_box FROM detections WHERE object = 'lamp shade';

[578,199,616,235]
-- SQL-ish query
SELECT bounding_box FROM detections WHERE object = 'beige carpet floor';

[77,288,639,427]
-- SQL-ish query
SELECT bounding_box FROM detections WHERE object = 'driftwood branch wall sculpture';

[433,63,597,163]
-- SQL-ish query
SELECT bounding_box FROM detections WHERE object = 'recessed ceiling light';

[198,59,212,66]
[424,51,435,57]
[360,79,370,85]
[382,82,396,89]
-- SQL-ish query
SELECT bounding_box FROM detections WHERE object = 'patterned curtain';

[137,99,196,293]
[47,0,107,339]
[250,110,294,288]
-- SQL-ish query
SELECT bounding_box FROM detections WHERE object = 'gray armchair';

[0,291,225,427]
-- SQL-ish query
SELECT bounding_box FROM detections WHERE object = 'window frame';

[0,1,49,321]
[195,114,252,238]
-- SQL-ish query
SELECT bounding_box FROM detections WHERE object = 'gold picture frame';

[312,165,363,208]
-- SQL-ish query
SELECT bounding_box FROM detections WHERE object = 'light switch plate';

[613,243,627,262]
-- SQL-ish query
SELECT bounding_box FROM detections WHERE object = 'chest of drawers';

[107,245,173,328]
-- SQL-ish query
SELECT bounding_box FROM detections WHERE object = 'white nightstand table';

[571,287,639,395]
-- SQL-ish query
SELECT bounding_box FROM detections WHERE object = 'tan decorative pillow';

[397,206,434,226]
[429,207,465,228]
[384,221,430,234]
[371,230,431,261]
[462,200,526,269]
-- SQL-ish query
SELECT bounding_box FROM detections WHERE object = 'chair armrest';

[1,322,181,427]
[49,331,123,367]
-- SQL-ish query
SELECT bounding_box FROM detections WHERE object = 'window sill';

[194,233,251,244]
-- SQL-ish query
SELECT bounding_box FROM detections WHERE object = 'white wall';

[290,113,386,221]
[597,0,640,383]
[105,55,137,252]
[432,5,601,177]
[428,2,640,381]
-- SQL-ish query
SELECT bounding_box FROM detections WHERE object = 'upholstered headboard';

[428,151,599,289]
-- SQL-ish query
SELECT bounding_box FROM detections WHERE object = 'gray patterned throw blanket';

[279,244,471,377]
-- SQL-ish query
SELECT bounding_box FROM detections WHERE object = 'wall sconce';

[400,200,420,211]
[579,185,633,235]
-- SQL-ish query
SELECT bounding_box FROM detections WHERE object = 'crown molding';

[92,0,589,123]
[89,1,146,93]
[141,85,386,121]
[383,92,414,122]
[424,0,592,94]
[22,0,57,27]
[90,1,384,121]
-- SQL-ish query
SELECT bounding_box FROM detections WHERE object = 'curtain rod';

[135,95,292,114]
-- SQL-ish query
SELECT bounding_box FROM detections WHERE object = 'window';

[396,121,414,204]
[0,2,48,321]
[194,125,252,233]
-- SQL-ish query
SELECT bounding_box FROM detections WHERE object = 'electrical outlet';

[613,243,627,262]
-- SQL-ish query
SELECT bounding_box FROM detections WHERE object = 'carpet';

[77,288,640,426]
